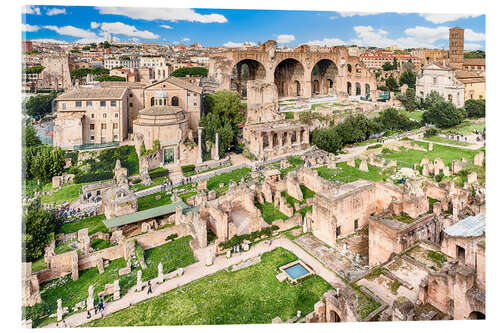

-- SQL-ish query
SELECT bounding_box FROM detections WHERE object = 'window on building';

[103,113,107,119]
[91,113,95,119]
[76,101,82,107]
[111,100,116,107]
[433,77,437,85]
[100,100,106,107]
[101,123,107,129]
[89,124,95,130]
[114,113,119,118]
[129,103,133,107]
[354,219,359,230]
[113,123,118,129]
[113,135,118,141]
[172,96,179,106]
[86,101,92,107]
[62,103,66,110]
[336,226,341,238]
[90,135,95,141]
[129,93,133,97]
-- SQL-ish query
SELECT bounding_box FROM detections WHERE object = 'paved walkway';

[45,237,345,328]
[410,136,484,150]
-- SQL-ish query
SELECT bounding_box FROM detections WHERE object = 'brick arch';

[273,58,306,98]
[310,58,339,96]
[230,58,267,97]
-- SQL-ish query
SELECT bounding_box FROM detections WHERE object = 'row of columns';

[197,127,220,165]
[260,128,309,152]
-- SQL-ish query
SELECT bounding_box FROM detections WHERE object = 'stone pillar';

[86,285,94,311]
[197,127,203,164]
[268,132,273,149]
[136,270,142,292]
[214,133,220,161]
[277,131,283,148]
[113,280,120,300]
[157,262,164,284]
[56,299,63,321]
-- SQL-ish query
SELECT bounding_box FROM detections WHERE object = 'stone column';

[56,299,63,321]
[136,270,142,292]
[86,285,94,311]
[197,127,203,164]
[113,280,120,301]
[268,132,273,149]
[214,133,220,161]
[277,130,283,148]
[157,262,164,284]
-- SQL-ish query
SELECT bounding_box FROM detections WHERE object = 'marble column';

[197,127,203,164]
[214,132,220,161]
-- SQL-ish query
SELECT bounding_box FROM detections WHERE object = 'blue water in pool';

[284,263,309,279]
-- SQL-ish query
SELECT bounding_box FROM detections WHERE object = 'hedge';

[74,171,113,184]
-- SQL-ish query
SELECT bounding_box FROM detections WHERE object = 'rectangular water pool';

[284,263,309,279]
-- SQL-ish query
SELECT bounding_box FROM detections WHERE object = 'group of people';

[233,243,241,254]
[86,296,105,319]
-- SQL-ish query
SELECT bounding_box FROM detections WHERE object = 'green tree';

[23,126,41,147]
[22,200,60,262]
[399,70,416,89]
[382,62,393,71]
[94,75,126,82]
[422,101,464,128]
[200,90,244,158]
[422,91,446,109]
[24,92,57,119]
[393,57,398,69]
[464,99,485,118]
[397,87,417,111]
[377,107,416,131]
[171,67,208,77]
[385,76,399,92]
[27,145,65,183]
[311,127,342,153]
[23,66,45,74]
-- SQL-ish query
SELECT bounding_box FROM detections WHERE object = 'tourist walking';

[87,310,91,319]
[99,297,104,311]
[147,281,152,294]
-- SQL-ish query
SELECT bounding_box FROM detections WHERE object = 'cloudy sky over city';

[22,5,485,50]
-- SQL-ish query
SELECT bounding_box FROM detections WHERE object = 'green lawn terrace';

[30,236,196,328]
[442,119,485,136]
[85,248,332,327]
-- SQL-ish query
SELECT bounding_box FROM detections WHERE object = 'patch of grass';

[316,161,384,183]
[32,257,47,273]
[367,143,382,150]
[400,109,424,122]
[365,266,387,280]
[383,141,481,168]
[391,212,415,224]
[91,239,112,251]
[281,191,301,207]
[350,283,381,319]
[36,236,195,328]
[255,202,289,223]
[137,192,171,211]
[206,168,251,191]
[40,181,97,205]
[297,206,312,218]
[280,156,304,178]
[444,120,485,135]
[427,197,439,213]
[58,215,107,235]
[391,280,402,295]
[300,185,315,200]
[55,240,75,255]
[85,248,332,327]
[427,250,447,268]
[180,191,197,203]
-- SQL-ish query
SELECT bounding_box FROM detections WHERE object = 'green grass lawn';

[383,141,482,168]
[32,256,48,273]
[206,167,251,191]
[424,136,471,146]
[55,240,76,255]
[316,161,384,183]
[180,191,197,203]
[35,236,195,328]
[138,192,172,211]
[255,202,289,223]
[86,247,332,327]
[444,120,485,135]
[280,156,305,178]
[58,215,107,235]
[40,181,97,205]
[400,109,424,122]
[300,185,315,200]
[91,239,112,251]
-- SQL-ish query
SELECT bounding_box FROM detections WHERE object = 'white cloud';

[464,43,483,50]
[464,29,485,41]
[161,25,173,29]
[329,16,338,20]
[419,13,481,24]
[30,39,68,44]
[338,11,379,17]
[277,34,295,44]
[182,37,190,42]
[22,24,39,32]
[23,6,41,15]
[223,41,256,48]
[44,25,97,38]
[404,26,449,43]
[306,38,346,47]
[46,8,66,16]
[90,22,100,29]
[100,22,159,39]
[96,7,227,23]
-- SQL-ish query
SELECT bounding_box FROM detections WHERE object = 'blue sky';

[22,5,485,50]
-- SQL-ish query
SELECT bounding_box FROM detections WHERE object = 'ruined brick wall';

[368,217,399,265]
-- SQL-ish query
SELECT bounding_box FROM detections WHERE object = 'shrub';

[424,128,439,137]
[166,233,178,242]
[74,171,113,184]
[149,168,169,179]
[367,143,382,150]
[181,164,195,174]
[22,302,50,321]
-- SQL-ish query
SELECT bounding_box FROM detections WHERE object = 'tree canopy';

[23,145,65,183]
[464,99,485,118]
[23,126,41,148]
[24,91,58,119]
[397,87,417,111]
[422,100,465,128]
[94,75,126,82]
[171,66,208,77]
[23,66,45,74]
[200,90,244,158]
[70,67,109,79]
[399,70,416,89]
[385,76,399,91]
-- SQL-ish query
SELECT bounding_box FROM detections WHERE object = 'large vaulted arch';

[230,59,266,98]
[274,58,305,98]
[311,59,338,97]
